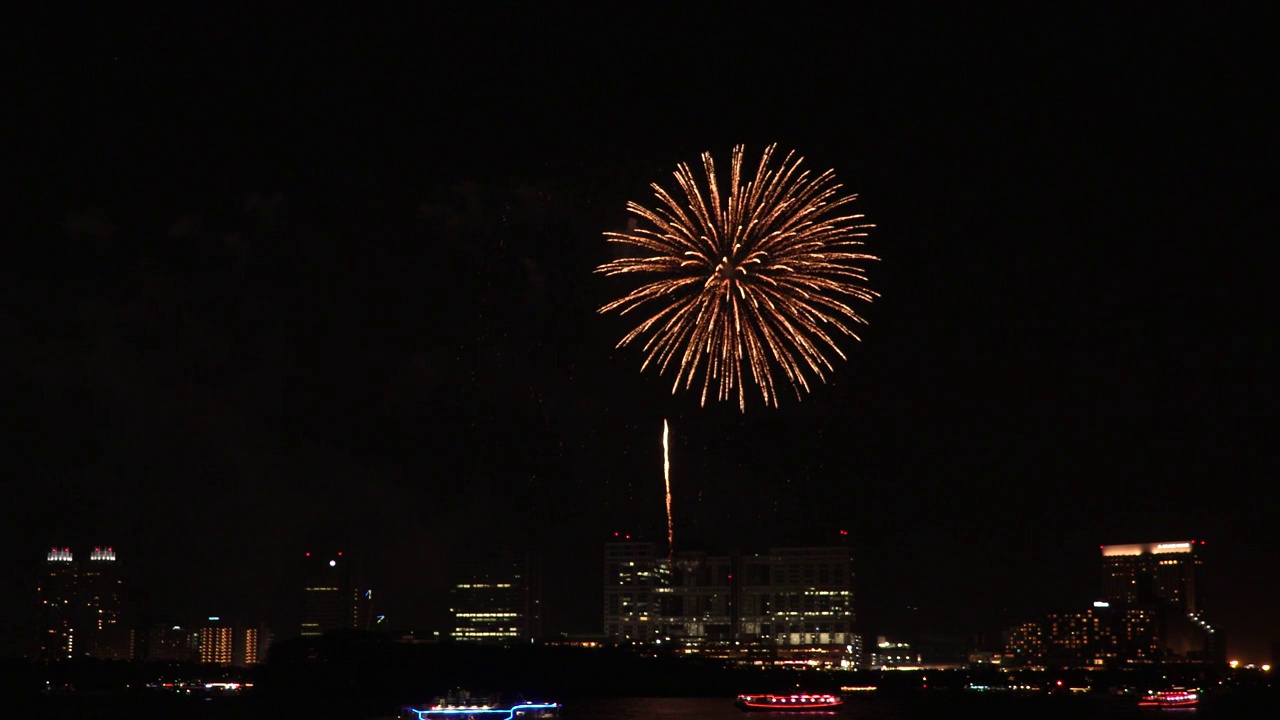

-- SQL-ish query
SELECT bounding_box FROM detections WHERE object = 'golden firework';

[597,144,878,411]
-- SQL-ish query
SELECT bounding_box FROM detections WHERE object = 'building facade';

[1002,600,1214,668]
[1101,540,1203,613]
[37,546,132,661]
[198,624,235,665]
[80,547,132,659]
[603,539,669,643]
[602,540,858,667]
[449,551,543,642]
[197,618,271,666]
[37,548,79,660]
[300,551,371,637]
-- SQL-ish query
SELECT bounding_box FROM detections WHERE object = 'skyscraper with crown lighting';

[1100,540,1204,613]
[36,545,132,660]
[38,548,78,660]
[80,546,133,659]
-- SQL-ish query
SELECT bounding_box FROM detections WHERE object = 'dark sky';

[6,4,1277,662]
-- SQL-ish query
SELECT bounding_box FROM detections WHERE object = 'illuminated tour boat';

[1138,689,1199,709]
[734,693,844,712]
[403,691,561,720]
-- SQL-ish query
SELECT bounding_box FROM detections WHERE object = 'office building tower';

[764,547,856,641]
[602,539,857,666]
[1101,540,1203,613]
[38,548,79,660]
[449,551,543,642]
[81,547,123,629]
[300,551,371,637]
[603,538,669,643]
[81,547,133,659]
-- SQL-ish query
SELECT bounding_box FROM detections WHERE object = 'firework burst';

[597,144,879,411]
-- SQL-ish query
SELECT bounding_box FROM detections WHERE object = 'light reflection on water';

[561,695,1214,720]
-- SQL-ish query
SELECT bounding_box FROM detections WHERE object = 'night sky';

[7,5,1277,662]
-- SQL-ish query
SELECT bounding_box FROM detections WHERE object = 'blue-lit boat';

[735,693,844,712]
[404,690,561,720]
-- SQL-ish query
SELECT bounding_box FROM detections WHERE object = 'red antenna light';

[306,552,310,557]
[338,551,343,556]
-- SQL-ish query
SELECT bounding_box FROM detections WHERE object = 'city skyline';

[7,4,1276,665]
[18,532,1252,666]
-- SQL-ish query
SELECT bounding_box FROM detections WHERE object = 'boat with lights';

[1138,689,1199,709]
[403,690,561,720]
[734,693,844,712]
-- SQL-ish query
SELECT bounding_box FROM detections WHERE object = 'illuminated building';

[1001,540,1218,667]
[37,546,133,660]
[38,548,78,660]
[198,621,234,665]
[300,551,371,637]
[449,551,543,642]
[1101,540,1203,613]
[233,624,271,666]
[81,547,123,629]
[1004,600,1214,667]
[196,617,268,666]
[1003,621,1045,663]
[602,539,858,666]
[870,636,920,668]
[603,538,668,643]
[757,543,860,661]
[81,547,133,660]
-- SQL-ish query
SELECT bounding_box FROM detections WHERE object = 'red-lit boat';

[1138,689,1199,708]
[735,693,844,712]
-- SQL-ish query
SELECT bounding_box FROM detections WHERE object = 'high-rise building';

[449,552,543,642]
[37,548,79,660]
[81,547,133,659]
[602,539,857,666]
[234,624,271,666]
[1003,599,1213,667]
[198,619,235,665]
[1101,540,1203,613]
[300,551,371,637]
[603,538,669,643]
[81,547,123,630]
[758,546,857,657]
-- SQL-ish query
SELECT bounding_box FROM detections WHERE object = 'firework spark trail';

[597,144,878,411]
[663,418,673,566]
